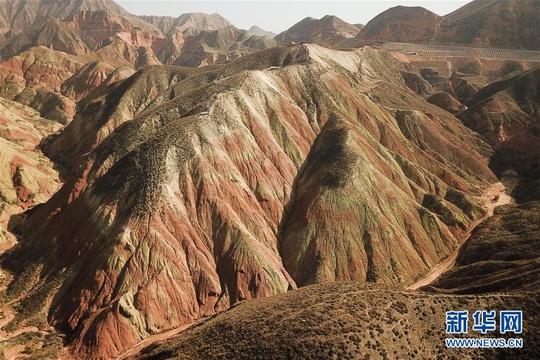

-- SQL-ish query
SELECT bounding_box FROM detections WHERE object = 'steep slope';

[426,91,464,113]
[0,97,61,250]
[357,6,444,43]
[275,15,361,46]
[136,282,540,360]
[93,35,161,68]
[430,200,540,294]
[459,66,540,174]
[41,64,203,170]
[1,44,499,359]
[60,61,117,101]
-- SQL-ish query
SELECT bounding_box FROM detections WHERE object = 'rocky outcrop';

[401,71,433,96]
[1,45,499,358]
[449,76,479,104]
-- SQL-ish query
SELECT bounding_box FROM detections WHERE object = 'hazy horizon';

[116,1,470,34]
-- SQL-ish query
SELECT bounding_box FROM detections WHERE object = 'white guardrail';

[380,42,540,61]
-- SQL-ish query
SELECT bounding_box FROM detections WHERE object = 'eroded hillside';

[0,44,503,358]
[0,0,539,358]
[0,97,62,249]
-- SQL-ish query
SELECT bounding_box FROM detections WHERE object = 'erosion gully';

[408,170,521,290]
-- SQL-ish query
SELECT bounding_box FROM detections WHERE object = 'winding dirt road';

[407,172,519,290]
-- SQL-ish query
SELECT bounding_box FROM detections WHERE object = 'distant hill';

[442,0,540,50]
[357,6,444,44]
[275,15,361,45]
[139,12,232,34]
[357,0,540,50]
[0,0,159,35]
[248,25,276,38]
[172,25,277,67]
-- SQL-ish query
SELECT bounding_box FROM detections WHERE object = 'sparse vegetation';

[139,282,540,359]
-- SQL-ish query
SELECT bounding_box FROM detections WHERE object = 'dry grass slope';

[137,282,540,360]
